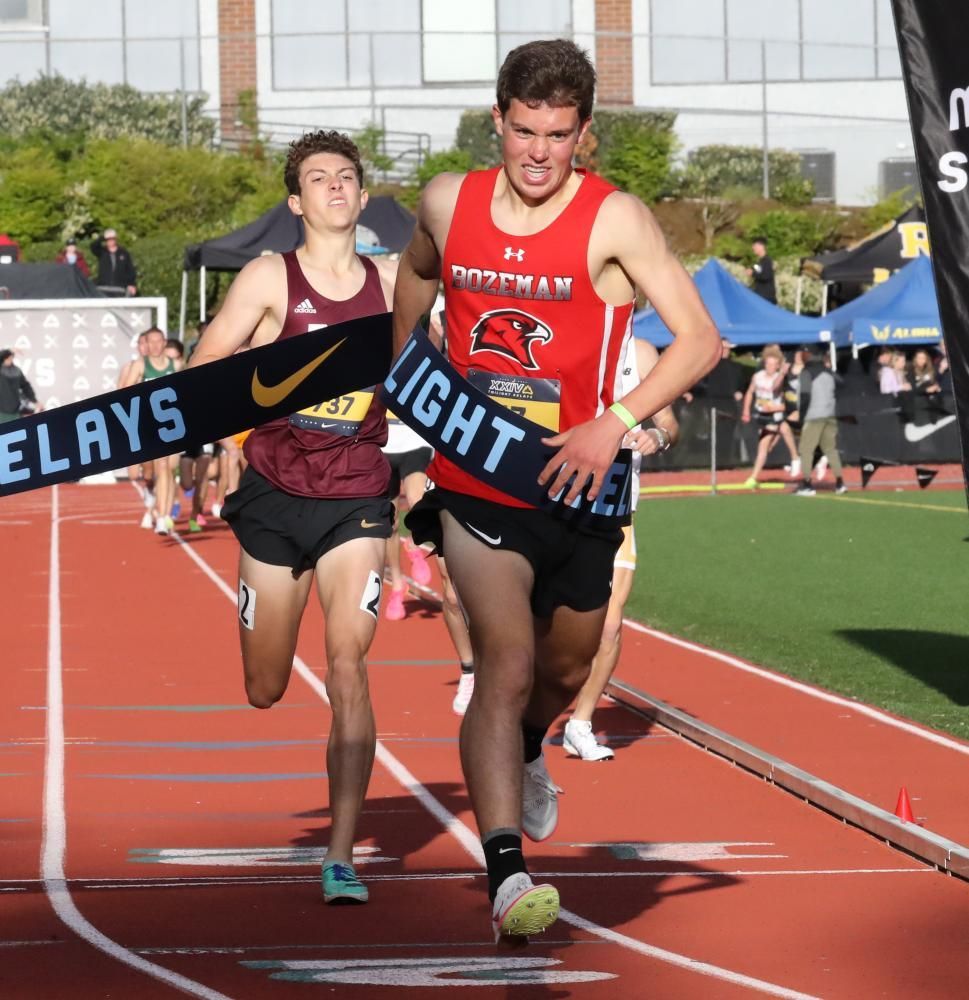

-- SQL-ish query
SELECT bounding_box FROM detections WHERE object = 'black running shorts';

[222,466,393,577]
[407,487,622,618]
[386,446,433,499]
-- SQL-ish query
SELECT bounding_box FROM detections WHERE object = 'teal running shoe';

[322,861,369,904]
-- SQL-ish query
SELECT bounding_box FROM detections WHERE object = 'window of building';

[725,0,799,81]
[0,0,44,30]
[651,0,725,84]
[422,0,496,83]
[271,0,348,89]
[497,0,571,63]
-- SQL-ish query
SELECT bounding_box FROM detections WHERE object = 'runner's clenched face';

[290,152,367,233]
[492,99,589,204]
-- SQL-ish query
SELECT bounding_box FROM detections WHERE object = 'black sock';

[522,722,547,764]
[835,476,844,487]
[482,829,526,901]
[460,661,474,675]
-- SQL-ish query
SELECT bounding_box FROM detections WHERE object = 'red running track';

[2,483,969,999]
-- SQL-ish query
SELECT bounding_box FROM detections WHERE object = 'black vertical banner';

[891,1,969,508]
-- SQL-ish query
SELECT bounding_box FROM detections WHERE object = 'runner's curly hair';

[496,39,596,123]
[284,130,364,195]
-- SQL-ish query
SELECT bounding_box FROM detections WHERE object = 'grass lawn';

[628,488,969,739]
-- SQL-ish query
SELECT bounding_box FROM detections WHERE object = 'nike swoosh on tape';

[361,520,381,528]
[497,847,520,854]
[251,338,347,408]
[465,523,502,546]
[903,415,955,442]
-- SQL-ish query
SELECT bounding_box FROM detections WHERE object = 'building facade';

[0,0,913,203]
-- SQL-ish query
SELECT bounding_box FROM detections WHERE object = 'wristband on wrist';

[608,401,639,431]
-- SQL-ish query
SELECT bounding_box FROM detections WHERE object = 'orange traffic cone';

[894,787,915,823]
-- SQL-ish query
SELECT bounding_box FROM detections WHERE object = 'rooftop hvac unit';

[879,158,920,199]
[796,149,835,202]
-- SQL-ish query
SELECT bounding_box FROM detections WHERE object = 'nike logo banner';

[891,0,969,508]
[381,329,632,526]
[0,312,392,497]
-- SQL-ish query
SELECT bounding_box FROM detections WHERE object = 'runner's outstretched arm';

[392,174,461,357]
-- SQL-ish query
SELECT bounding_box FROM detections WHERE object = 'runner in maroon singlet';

[189,131,396,905]
[393,41,720,939]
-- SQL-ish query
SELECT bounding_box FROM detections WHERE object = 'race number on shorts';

[239,579,256,630]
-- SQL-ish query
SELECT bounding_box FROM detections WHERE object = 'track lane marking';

[43,487,234,1000]
[175,532,819,1000]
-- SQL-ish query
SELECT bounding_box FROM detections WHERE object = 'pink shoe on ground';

[385,587,406,621]
[404,540,432,586]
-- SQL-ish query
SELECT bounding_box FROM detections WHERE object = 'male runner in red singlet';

[393,40,720,939]
[189,131,397,905]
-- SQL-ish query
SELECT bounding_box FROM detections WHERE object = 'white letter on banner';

[0,428,30,484]
[396,357,431,406]
[383,338,417,393]
[413,371,449,426]
[76,409,111,466]
[110,399,142,451]
[483,414,526,472]
[149,387,186,444]
[38,424,70,475]
[589,462,628,517]
[938,151,969,192]
[440,392,486,455]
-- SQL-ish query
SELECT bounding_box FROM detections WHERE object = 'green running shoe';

[322,861,369,904]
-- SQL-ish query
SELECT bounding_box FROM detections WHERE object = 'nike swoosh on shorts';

[251,339,347,408]
[465,523,502,546]
[361,520,382,529]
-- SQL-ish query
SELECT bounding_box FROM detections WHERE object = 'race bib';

[290,387,375,436]
[466,370,561,432]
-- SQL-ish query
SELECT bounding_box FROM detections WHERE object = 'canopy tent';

[818,256,941,347]
[179,196,416,332]
[633,259,838,350]
[804,205,928,286]
[0,262,102,299]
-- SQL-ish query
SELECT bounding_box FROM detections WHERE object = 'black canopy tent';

[0,262,103,299]
[180,196,416,333]
[802,206,928,313]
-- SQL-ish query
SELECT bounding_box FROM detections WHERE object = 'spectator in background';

[692,337,747,467]
[55,239,91,278]
[91,228,137,297]
[165,338,185,363]
[873,346,892,386]
[0,348,41,422]
[936,341,952,395]
[794,347,847,496]
[747,237,776,303]
[0,234,21,264]
[879,351,911,395]
[911,349,941,396]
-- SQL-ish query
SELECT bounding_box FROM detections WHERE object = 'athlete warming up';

[189,130,397,906]
[392,40,720,940]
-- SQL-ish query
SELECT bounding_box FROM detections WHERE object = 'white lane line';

[175,536,819,1000]
[74,867,928,891]
[623,619,969,757]
[42,487,234,1000]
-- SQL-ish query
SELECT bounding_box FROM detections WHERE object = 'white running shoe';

[491,872,559,941]
[789,458,802,478]
[814,456,829,480]
[452,672,475,716]
[139,511,153,529]
[154,517,169,535]
[563,719,615,761]
[211,502,223,519]
[143,489,155,510]
[521,754,561,842]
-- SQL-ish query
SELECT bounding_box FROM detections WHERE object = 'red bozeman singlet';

[429,166,635,507]
[244,251,390,498]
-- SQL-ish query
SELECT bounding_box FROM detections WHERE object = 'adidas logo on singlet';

[294,297,317,314]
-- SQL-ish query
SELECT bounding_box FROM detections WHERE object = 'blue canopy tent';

[632,259,840,349]
[818,256,941,347]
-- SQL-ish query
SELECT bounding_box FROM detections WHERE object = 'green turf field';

[628,488,969,739]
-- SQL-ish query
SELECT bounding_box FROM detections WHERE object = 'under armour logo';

[504,247,525,261]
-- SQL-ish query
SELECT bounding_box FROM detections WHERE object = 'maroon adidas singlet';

[243,251,390,498]
[429,166,635,508]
